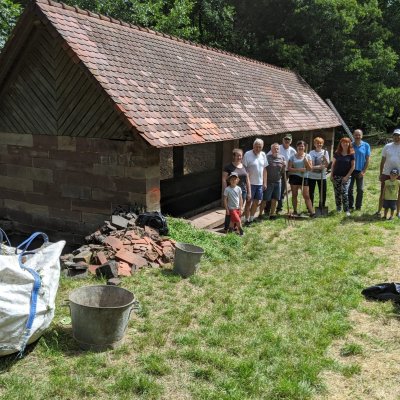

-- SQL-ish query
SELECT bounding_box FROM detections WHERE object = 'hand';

[360,171,365,177]
[342,176,349,183]
[263,184,267,191]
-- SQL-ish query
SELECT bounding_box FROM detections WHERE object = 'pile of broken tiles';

[61,213,175,282]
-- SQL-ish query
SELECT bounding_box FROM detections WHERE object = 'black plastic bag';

[361,282,400,302]
[136,211,169,235]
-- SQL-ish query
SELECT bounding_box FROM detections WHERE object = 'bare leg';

[302,186,314,214]
[270,199,277,216]
[250,200,260,218]
[259,200,266,217]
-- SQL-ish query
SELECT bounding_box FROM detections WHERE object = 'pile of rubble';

[61,213,175,281]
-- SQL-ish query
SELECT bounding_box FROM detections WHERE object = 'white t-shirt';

[308,149,330,180]
[224,186,242,209]
[279,144,296,169]
[243,150,269,185]
[382,143,400,175]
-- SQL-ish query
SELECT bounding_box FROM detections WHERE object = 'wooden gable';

[0,23,131,140]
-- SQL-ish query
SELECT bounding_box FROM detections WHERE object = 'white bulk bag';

[0,231,65,356]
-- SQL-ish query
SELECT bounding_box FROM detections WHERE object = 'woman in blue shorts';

[288,141,315,216]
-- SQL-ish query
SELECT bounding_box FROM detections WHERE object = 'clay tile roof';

[33,0,339,147]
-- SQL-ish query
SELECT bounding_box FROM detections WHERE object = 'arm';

[379,156,386,181]
[246,174,251,200]
[343,159,355,182]
[239,191,243,210]
[263,168,267,190]
[222,171,229,191]
[304,155,313,171]
[330,158,336,181]
[361,155,370,176]
[224,195,229,215]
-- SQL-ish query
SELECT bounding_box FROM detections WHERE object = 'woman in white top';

[288,141,315,216]
[308,137,330,209]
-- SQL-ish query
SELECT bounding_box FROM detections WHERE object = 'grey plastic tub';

[69,285,135,351]
[173,242,204,278]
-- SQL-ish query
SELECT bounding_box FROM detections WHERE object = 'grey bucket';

[173,242,204,278]
[69,285,135,351]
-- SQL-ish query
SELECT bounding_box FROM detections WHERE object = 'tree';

[0,0,22,50]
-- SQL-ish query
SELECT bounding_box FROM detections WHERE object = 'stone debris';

[61,212,175,279]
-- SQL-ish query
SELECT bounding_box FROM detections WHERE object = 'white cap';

[393,129,400,135]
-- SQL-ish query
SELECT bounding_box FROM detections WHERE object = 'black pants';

[348,170,364,210]
[308,178,327,207]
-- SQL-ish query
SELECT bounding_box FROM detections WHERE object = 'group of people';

[222,129,400,234]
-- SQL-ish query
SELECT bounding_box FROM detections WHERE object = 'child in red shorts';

[224,172,244,235]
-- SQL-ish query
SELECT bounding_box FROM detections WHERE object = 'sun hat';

[228,172,239,179]
[390,168,399,175]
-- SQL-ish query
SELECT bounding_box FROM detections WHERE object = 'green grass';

[0,146,398,399]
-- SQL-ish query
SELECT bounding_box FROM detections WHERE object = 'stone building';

[0,0,340,243]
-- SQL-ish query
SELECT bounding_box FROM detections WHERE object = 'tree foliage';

[0,0,21,49]
[1,0,400,130]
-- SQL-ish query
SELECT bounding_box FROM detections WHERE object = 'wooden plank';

[58,75,93,133]
[87,102,116,137]
[57,61,84,104]
[58,70,91,128]
[0,108,19,132]
[0,95,32,133]
[95,112,126,139]
[76,94,107,137]
[2,86,40,134]
[7,82,46,134]
[15,73,56,133]
[62,80,101,136]
[36,38,57,81]
[27,51,57,99]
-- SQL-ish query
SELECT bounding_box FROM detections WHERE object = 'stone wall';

[0,132,160,244]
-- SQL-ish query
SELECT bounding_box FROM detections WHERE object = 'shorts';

[289,175,309,186]
[263,181,281,201]
[250,185,263,201]
[383,199,397,210]
[241,189,247,202]
[380,175,400,192]
[229,209,241,223]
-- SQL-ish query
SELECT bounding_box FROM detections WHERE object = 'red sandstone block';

[97,251,108,265]
[104,236,123,251]
[88,265,99,275]
[115,249,148,268]
[133,238,147,245]
[118,261,132,277]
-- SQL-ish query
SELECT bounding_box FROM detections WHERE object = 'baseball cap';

[229,172,239,178]
[393,129,400,135]
[390,168,399,175]
[283,134,292,140]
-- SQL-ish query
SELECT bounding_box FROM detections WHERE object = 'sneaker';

[346,211,351,217]
[310,213,317,218]
[269,215,277,220]
[239,229,244,236]
[374,211,381,217]
[244,220,252,227]
[388,216,394,221]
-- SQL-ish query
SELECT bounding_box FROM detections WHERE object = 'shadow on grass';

[0,340,41,372]
[340,213,383,224]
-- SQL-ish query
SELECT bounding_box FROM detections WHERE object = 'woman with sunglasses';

[330,138,355,216]
[288,140,315,216]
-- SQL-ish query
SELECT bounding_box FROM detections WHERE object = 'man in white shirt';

[376,129,400,217]
[243,138,268,225]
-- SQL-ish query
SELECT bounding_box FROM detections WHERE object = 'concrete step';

[188,207,226,230]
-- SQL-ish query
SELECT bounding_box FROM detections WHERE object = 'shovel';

[315,150,328,216]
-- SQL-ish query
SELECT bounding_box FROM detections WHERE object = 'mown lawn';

[0,146,398,399]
